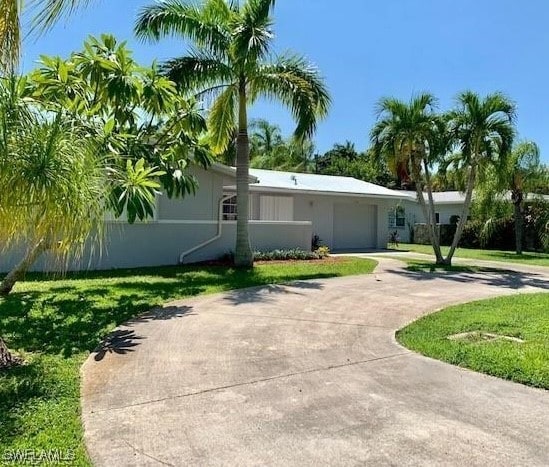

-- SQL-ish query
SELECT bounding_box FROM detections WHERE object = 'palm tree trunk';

[423,160,444,263]
[0,239,50,296]
[513,195,524,255]
[234,81,253,268]
[445,166,476,265]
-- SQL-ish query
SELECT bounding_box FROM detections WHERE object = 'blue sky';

[21,0,549,162]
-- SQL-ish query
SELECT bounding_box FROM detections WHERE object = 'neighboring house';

[0,164,406,272]
[391,191,549,243]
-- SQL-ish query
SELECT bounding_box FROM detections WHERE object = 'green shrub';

[254,248,323,261]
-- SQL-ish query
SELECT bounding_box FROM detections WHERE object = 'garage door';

[333,203,377,250]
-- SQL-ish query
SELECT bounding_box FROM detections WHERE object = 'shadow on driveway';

[385,267,549,291]
[93,305,195,361]
[223,281,325,306]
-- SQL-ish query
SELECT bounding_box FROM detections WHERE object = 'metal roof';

[246,168,406,199]
[218,165,548,203]
[403,191,549,204]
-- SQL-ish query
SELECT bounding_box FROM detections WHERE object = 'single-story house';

[1,164,408,272]
[3,164,545,272]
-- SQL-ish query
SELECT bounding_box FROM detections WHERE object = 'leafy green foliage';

[397,294,549,389]
[254,248,324,261]
[247,119,317,171]
[29,34,211,222]
[0,258,376,461]
[315,142,395,186]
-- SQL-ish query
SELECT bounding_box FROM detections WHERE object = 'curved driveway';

[82,258,549,466]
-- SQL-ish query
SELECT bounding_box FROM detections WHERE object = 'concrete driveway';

[82,258,549,466]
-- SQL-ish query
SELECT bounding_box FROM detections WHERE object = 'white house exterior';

[0,164,406,272]
[391,191,549,243]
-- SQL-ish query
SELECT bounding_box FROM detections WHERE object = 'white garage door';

[333,203,377,250]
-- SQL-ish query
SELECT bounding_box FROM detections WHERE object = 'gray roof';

[246,168,406,199]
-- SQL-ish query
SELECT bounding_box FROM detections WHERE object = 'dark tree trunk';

[513,192,524,255]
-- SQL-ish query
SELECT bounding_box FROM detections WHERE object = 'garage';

[332,203,377,250]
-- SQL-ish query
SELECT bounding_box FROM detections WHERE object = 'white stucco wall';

[387,199,465,243]
[0,221,313,272]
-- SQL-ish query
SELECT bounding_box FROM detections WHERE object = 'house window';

[259,196,294,221]
[435,212,440,224]
[222,195,238,221]
[389,206,406,229]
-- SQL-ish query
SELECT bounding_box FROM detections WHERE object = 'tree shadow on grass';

[0,265,342,359]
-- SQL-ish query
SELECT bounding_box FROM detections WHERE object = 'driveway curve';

[82,258,549,466]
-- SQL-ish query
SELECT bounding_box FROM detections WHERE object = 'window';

[435,212,440,224]
[260,196,294,221]
[222,195,238,221]
[389,206,406,229]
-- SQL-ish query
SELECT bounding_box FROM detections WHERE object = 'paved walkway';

[82,258,549,466]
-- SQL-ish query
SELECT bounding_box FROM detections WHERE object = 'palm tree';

[371,93,446,263]
[446,91,515,262]
[135,0,330,267]
[250,118,283,157]
[0,0,92,71]
[477,141,546,254]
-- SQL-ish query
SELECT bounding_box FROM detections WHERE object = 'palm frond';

[207,83,237,153]
[232,0,275,65]
[134,0,231,58]
[27,0,93,34]
[162,51,234,92]
[251,53,330,140]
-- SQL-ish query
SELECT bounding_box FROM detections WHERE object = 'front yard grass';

[392,243,549,267]
[397,293,549,389]
[0,257,376,465]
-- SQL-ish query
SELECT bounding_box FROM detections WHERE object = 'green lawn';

[0,258,376,465]
[392,243,549,267]
[397,293,549,389]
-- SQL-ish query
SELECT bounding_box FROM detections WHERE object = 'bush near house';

[254,247,330,261]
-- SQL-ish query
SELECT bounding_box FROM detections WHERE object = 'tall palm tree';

[0,0,91,71]
[135,0,330,267]
[371,93,446,263]
[446,91,515,262]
